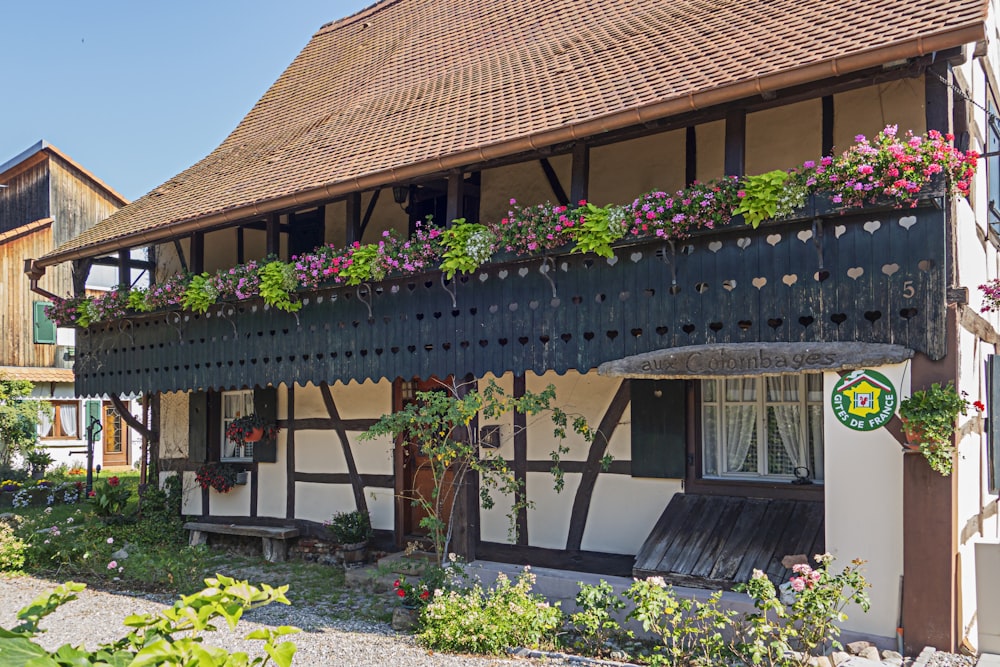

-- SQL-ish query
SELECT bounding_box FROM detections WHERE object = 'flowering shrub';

[628,178,741,239]
[195,462,241,493]
[1,479,22,493]
[805,125,977,209]
[418,568,562,655]
[393,574,433,606]
[90,476,131,517]
[52,128,976,328]
[489,199,579,255]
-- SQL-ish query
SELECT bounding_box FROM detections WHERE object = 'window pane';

[723,404,757,472]
[703,405,718,475]
[806,374,823,402]
[702,379,717,403]
[38,410,53,438]
[766,406,796,475]
[59,404,79,438]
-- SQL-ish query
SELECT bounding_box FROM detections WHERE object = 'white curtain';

[767,378,808,472]
[59,404,79,438]
[37,410,53,437]
[725,405,757,471]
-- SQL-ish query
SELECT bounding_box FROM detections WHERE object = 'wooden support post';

[172,239,188,273]
[446,171,465,222]
[685,126,697,186]
[346,192,362,246]
[190,232,205,274]
[118,249,129,289]
[724,109,746,177]
[266,213,281,258]
[821,96,834,156]
[570,143,590,204]
[71,258,93,296]
[236,227,245,264]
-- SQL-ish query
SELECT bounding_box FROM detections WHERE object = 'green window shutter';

[252,386,278,463]
[631,379,687,478]
[85,400,103,443]
[188,392,209,463]
[33,301,56,344]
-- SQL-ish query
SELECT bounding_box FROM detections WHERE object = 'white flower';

[44,507,53,515]
[751,569,767,580]
[66,517,74,524]
[107,537,114,544]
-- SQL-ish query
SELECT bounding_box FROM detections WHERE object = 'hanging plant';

[225,413,279,446]
[572,203,629,258]
[181,273,217,314]
[439,219,495,279]
[258,260,301,312]
[195,462,242,493]
[898,382,968,475]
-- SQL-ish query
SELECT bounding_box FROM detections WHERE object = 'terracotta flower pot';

[244,426,264,443]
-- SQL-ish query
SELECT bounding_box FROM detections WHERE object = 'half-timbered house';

[26,0,1000,653]
[0,141,141,468]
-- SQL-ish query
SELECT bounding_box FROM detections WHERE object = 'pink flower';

[790,577,806,592]
[107,560,118,570]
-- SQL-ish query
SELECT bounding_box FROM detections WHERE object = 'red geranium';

[108,476,120,487]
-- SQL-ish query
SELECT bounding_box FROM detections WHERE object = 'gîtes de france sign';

[597,342,913,378]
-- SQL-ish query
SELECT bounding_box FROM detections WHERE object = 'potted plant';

[195,461,245,493]
[898,382,968,476]
[326,509,372,563]
[225,414,278,447]
[25,450,53,479]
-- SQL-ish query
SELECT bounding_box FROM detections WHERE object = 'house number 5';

[902,280,915,299]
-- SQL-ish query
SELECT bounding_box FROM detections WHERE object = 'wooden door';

[101,403,128,467]
[395,377,457,541]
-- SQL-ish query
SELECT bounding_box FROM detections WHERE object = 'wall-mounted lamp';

[392,186,408,205]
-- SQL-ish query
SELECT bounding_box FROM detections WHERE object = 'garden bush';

[570,579,630,657]
[418,567,562,655]
[0,523,26,572]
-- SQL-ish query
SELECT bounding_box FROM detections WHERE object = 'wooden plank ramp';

[633,494,824,590]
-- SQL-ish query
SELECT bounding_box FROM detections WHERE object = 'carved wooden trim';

[565,380,631,551]
[319,383,368,515]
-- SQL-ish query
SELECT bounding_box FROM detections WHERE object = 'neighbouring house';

[26,0,1000,653]
[0,141,143,469]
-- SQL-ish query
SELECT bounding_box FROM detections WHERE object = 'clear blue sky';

[0,1,369,201]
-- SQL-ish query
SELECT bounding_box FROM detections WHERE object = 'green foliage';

[418,568,562,655]
[127,288,153,313]
[570,580,630,657]
[438,219,495,279]
[0,575,299,667]
[181,272,217,313]
[734,170,791,228]
[89,477,132,517]
[0,377,49,468]
[341,243,381,286]
[258,261,302,313]
[326,510,372,544]
[572,204,628,258]
[361,380,593,564]
[0,523,26,572]
[899,382,967,475]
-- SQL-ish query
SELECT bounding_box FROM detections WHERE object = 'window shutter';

[85,400,103,443]
[188,392,209,463]
[252,386,278,463]
[33,301,56,344]
[989,356,1000,495]
[631,379,687,478]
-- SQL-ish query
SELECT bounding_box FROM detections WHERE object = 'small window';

[988,96,1000,234]
[221,390,255,461]
[701,375,824,482]
[33,301,56,344]
[38,401,80,439]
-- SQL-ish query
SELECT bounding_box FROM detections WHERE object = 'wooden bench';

[183,522,299,563]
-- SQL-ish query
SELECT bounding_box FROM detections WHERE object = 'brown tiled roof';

[41,0,987,264]
[0,366,74,383]
[0,218,51,246]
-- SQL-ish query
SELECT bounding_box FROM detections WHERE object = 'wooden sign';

[598,342,912,378]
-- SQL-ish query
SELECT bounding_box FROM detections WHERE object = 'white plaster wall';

[366,486,395,531]
[583,477,682,554]
[295,481,356,523]
[590,130,687,206]
[331,379,392,418]
[696,120,726,182]
[295,430,346,473]
[179,470,202,515]
[833,79,926,151]
[294,383,330,419]
[209,477,251,516]
[823,364,907,639]
[746,99,822,174]
[480,156,571,223]
[349,431,394,474]
[159,392,189,459]
[527,470,581,549]
[255,430,287,518]
[524,370,621,462]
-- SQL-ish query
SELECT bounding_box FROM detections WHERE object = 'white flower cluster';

[465,229,495,265]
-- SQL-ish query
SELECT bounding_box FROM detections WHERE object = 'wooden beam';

[91,256,155,270]
[276,417,378,431]
[345,192,362,246]
[319,383,368,515]
[539,159,569,206]
[237,227,245,264]
[446,171,465,222]
[565,380,631,552]
[117,249,129,289]
[822,96,834,155]
[570,143,590,204]
[172,239,188,273]
[108,394,156,443]
[359,189,380,240]
[685,126,697,185]
[190,232,205,274]
[71,258,92,296]
[724,110,746,177]
[266,212,281,257]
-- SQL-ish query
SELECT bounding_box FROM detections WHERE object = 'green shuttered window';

[33,301,56,344]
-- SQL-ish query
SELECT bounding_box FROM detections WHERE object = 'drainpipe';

[23,258,59,301]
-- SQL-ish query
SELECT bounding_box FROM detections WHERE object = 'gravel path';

[0,575,564,666]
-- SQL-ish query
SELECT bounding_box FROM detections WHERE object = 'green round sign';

[830,369,898,431]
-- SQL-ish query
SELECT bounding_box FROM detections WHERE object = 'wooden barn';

[0,141,138,468]
[26,0,1000,653]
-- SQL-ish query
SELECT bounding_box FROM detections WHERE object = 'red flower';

[108,476,120,487]
[420,590,430,600]
[974,400,986,412]
[87,490,96,497]
[396,589,406,598]
[393,580,400,588]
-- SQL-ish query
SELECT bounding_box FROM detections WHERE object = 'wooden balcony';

[74,202,946,397]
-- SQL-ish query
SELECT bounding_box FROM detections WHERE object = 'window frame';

[220,389,255,462]
[38,400,81,440]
